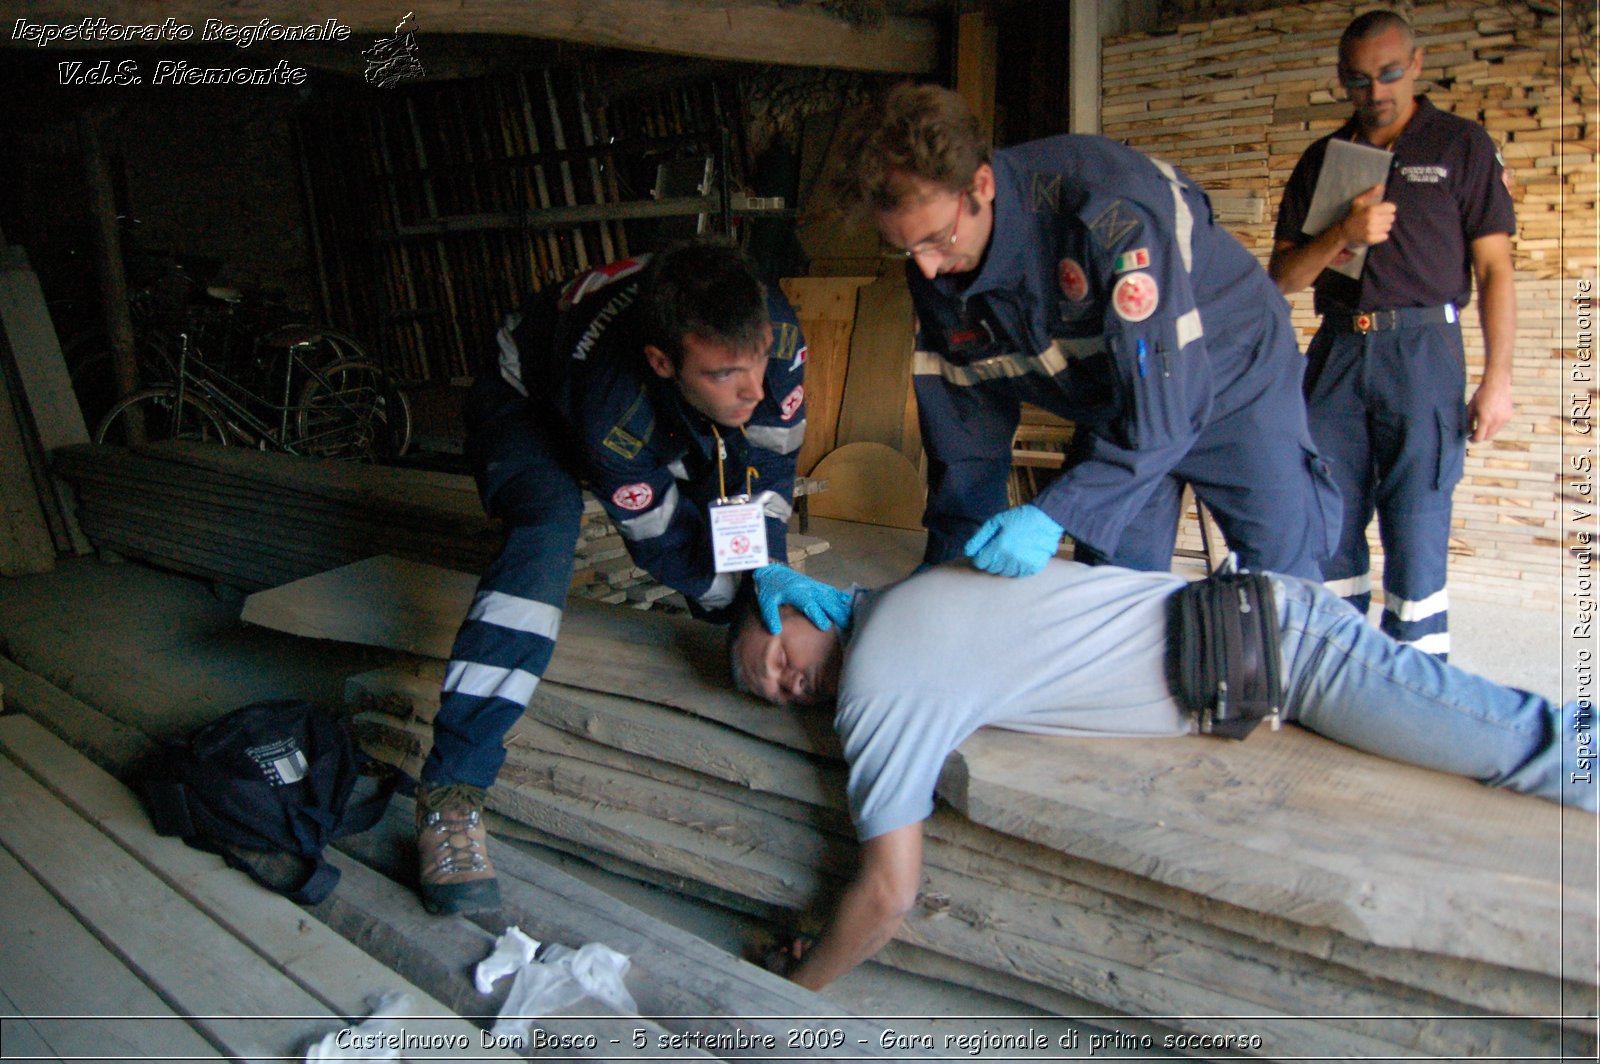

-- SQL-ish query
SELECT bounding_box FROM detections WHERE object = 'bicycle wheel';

[293,359,412,461]
[94,388,231,447]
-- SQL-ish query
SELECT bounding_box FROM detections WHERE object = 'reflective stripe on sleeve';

[753,489,792,523]
[912,338,1104,387]
[696,571,738,610]
[1148,158,1195,273]
[744,421,806,455]
[1175,308,1204,350]
[496,313,527,396]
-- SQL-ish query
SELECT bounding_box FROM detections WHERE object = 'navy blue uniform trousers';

[423,372,584,788]
[1303,319,1467,657]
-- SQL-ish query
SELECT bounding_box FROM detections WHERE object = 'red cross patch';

[611,482,654,511]
[1112,272,1159,323]
[1057,257,1089,302]
[780,384,804,421]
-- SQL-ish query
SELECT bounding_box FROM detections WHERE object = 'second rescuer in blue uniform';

[832,84,1341,580]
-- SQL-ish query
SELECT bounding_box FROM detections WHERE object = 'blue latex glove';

[751,564,853,635]
[963,504,1065,578]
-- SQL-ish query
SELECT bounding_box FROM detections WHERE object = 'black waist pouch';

[1167,571,1285,740]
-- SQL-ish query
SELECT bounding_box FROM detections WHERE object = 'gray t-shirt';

[838,560,1192,840]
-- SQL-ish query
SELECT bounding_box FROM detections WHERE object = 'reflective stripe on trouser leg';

[1376,502,1453,658]
[426,517,581,788]
[426,374,587,789]
[1364,322,1466,660]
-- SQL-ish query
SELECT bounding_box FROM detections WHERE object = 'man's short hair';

[829,82,992,217]
[640,241,770,370]
[1339,9,1415,62]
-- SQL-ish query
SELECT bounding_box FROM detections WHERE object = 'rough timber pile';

[242,555,1600,1062]
[51,441,827,606]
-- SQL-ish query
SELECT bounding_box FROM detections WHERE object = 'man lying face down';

[729,559,1594,991]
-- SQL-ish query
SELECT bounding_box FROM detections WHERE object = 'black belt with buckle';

[1337,304,1458,334]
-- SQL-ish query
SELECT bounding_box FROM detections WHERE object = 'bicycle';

[93,324,413,462]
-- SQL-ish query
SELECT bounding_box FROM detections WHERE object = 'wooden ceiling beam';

[13,1,940,73]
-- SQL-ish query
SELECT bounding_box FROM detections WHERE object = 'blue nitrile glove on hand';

[963,504,1066,578]
[752,564,854,636]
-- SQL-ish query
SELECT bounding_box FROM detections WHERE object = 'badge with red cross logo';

[1057,257,1089,302]
[1111,272,1159,322]
[611,482,654,511]
[780,384,804,421]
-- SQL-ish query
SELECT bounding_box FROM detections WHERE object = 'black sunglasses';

[1339,66,1409,90]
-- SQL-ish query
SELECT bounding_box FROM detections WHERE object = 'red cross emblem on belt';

[1354,313,1374,332]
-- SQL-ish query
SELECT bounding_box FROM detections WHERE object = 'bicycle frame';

[167,332,386,455]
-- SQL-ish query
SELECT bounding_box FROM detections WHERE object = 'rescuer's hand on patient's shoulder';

[963,504,1065,578]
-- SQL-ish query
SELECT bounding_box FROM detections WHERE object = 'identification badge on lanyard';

[709,495,768,573]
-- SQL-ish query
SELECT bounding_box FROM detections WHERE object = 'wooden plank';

[835,271,916,455]
[0,247,89,449]
[27,2,938,72]
[361,713,858,882]
[778,276,873,477]
[311,854,709,1059]
[0,715,519,1062]
[242,556,838,755]
[804,441,926,530]
[335,798,925,1056]
[369,703,1576,1057]
[0,751,336,1060]
[0,846,223,1062]
[375,741,1543,1060]
[346,663,846,808]
[943,725,1598,982]
[0,656,154,776]
[0,329,55,576]
[955,10,998,144]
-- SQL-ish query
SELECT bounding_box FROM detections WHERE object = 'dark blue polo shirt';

[1275,96,1515,314]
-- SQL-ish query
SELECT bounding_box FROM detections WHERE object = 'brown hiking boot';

[415,782,501,915]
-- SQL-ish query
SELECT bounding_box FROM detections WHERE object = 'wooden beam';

[18,1,939,73]
[955,10,998,144]
[1069,0,1101,134]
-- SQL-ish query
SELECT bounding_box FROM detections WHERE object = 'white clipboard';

[1302,139,1394,279]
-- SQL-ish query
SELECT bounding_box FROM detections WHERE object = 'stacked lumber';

[243,556,1600,1062]
[52,441,828,604]
[0,244,91,575]
[0,683,920,1059]
[0,715,521,1063]
[1099,0,1593,612]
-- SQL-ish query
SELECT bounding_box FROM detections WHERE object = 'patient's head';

[728,582,845,707]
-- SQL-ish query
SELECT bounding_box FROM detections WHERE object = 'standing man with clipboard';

[1270,10,1517,659]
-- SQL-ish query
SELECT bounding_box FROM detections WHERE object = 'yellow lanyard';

[711,424,759,503]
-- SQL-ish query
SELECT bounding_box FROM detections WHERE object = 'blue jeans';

[1273,576,1595,812]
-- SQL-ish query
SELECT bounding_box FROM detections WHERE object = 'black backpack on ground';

[138,699,396,904]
